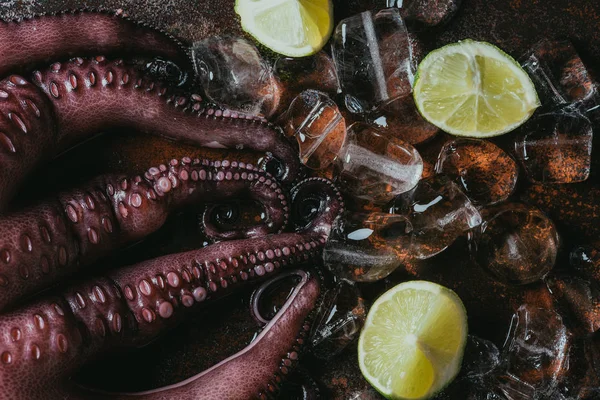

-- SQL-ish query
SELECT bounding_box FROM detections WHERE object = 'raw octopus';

[0,9,341,400]
[0,10,300,211]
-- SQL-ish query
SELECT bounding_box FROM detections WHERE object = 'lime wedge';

[358,281,468,400]
[413,40,539,137]
[235,0,333,57]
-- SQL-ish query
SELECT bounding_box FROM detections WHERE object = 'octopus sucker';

[105,270,321,400]
[0,10,300,208]
[0,177,341,399]
[0,9,192,77]
[0,157,290,312]
[8,58,299,209]
[0,56,298,209]
[0,8,332,399]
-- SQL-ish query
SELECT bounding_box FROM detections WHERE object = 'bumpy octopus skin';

[0,10,191,77]
[107,271,321,400]
[0,157,290,312]
[0,56,299,210]
[0,178,343,400]
[0,9,329,399]
[0,10,300,210]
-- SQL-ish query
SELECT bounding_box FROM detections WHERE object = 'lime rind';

[413,39,540,138]
[235,0,333,57]
[358,281,468,400]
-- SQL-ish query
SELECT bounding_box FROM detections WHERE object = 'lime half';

[235,0,333,57]
[358,281,468,400]
[413,40,539,137]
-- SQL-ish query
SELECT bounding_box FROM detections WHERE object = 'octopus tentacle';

[250,271,296,326]
[32,57,298,182]
[0,179,342,399]
[290,177,345,237]
[106,231,326,347]
[0,157,289,312]
[0,9,347,400]
[202,167,290,241]
[31,57,258,147]
[104,270,320,400]
[0,57,299,208]
[0,74,57,210]
[0,235,323,399]
[0,9,192,77]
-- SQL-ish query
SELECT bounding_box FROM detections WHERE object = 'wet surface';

[1,0,600,398]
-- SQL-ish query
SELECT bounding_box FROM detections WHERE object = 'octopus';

[0,9,344,400]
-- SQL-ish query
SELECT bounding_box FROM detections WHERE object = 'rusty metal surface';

[1,0,600,398]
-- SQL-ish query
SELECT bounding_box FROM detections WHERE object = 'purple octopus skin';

[0,178,342,400]
[103,271,321,400]
[0,156,289,312]
[0,10,191,77]
[0,56,299,210]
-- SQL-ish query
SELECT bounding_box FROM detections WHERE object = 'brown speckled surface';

[2,0,600,398]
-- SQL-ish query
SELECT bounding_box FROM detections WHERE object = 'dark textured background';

[1,0,600,398]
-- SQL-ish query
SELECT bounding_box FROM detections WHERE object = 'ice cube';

[277,90,347,170]
[495,375,537,400]
[331,8,418,114]
[273,51,340,110]
[462,335,501,379]
[553,335,600,400]
[436,377,507,400]
[387,0,463,26]
[436,335,506,400]
[547,277,600,334]
[476,203,559,285]
[499,305,569,396]
[437,336,503,399]
[514,108,593,184]
[368,94,439,145]
[441,307,571,400]
[391,175,482,259]
[309,280,368,359]
[336,123,423,204]
[435,139,519,206]
[570,245,600,282]
[520,39,597,111]
[192,36,282,116]
[323,212,413,282]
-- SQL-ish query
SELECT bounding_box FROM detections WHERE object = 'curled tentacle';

[32,57,299,183]
[105,233,326,348]
[0,157,289,312]
[290,178,345,238]
[140,57,189,87]
[259,152,302,186]
[250,269,302,326]
[0,231,325,385]
[202,202,246,241]
[0,177,341,399]
[0,9,192,77]
[0,264,320,400]
[0,56,299,209]
[103,270,320,400]
[202,170,290,241]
